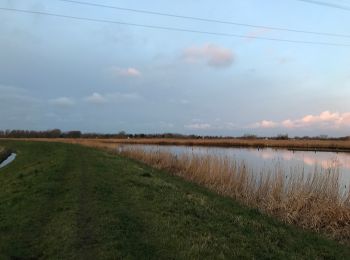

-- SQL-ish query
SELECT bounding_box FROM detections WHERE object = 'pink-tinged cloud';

[110,67,141,77]
[182,43,234,68]
[254,111,350,129]
[259,120,278,128]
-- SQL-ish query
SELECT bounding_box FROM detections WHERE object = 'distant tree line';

[0,129,208,139]
[0,129,82,138]
[0,129,349,140]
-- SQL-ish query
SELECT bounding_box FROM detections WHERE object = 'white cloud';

[185,123,212,130]
[256,120,278,128]
[49,97,75,107]
[84,92,141,104]
[84,92,108,104]
[182,43,234,68]
[184,120,237,131]
[110,67,141,77]
[253,111,350,129]
[106,92,141,101]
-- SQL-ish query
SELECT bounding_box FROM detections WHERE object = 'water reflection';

[253,149,344,170]
[0,153,16,169]
[124,145,350,186]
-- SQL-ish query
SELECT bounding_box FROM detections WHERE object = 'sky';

[1,0,350,136]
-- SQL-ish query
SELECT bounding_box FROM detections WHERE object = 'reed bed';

[111,138,350,151]
[117,145,350,243]
[4,137,350,152]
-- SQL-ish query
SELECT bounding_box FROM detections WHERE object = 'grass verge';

[0,140,349,259]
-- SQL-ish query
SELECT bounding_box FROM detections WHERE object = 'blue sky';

[1,0,350,136]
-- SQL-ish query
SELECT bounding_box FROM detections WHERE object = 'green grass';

[0,141,349,259]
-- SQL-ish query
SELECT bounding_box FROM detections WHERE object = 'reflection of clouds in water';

[301,156,339,169]
[257,149,348,170]
[128,145,350,186]
[332,156,350,169]
[293,152,348,170]
[241,148,350,187]
[258,150,294,161]
[141,145,350,171]
[257,150,274,159]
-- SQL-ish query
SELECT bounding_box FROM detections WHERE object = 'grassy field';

[0,141,349,259]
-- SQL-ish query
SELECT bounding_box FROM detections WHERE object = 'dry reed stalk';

[106,138,350,151]
[4,137,350,152]
[118,145,350,243]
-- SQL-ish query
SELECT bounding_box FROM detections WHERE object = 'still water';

[123,145,350,187]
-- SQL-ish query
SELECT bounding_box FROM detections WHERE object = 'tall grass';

[5,137,350,151]
[110,138,350,151]
[118,145,350,243]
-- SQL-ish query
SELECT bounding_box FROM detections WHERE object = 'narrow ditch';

[0,151,16,169]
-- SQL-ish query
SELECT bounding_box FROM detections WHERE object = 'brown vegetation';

[0,138,118,150]
[108,138,350,151]
[4,137,350,152]
[117,145,350,243]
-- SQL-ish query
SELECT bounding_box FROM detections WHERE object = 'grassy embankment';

[118,146,350,243]
[0,141,349,259]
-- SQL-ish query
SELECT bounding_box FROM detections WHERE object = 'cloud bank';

[254,111,350,129]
